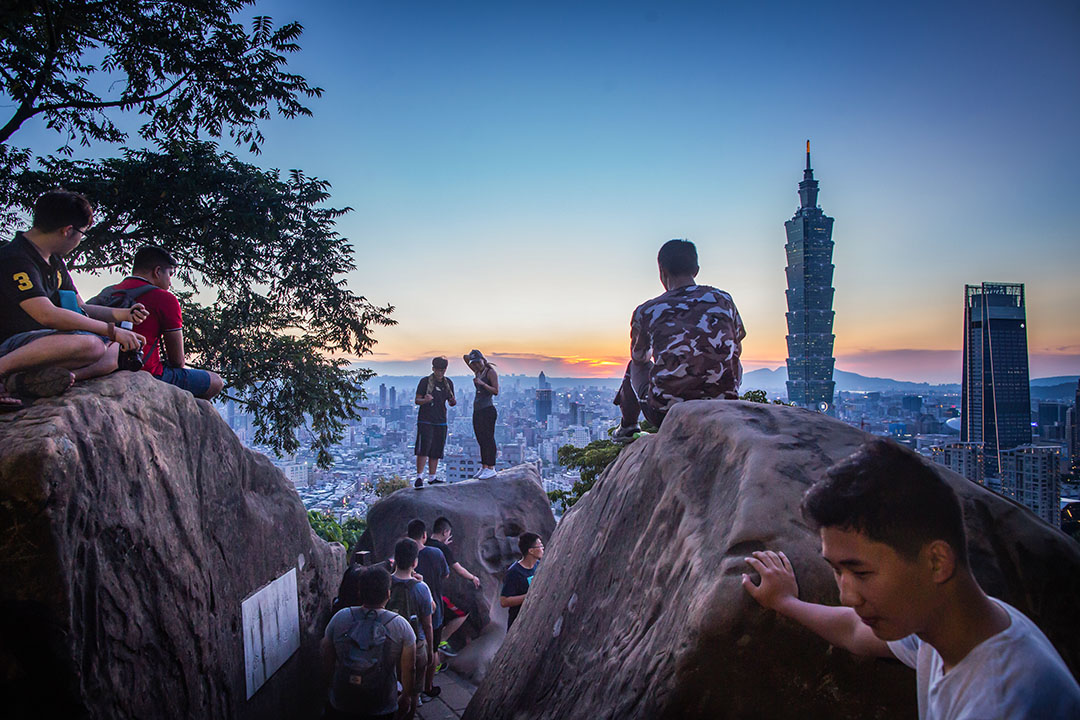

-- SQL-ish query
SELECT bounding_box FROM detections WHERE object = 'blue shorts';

[0,329,108,359]
[156,366,212,397]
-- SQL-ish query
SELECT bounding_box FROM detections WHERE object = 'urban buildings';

[999,444,1062,525]
[784,141,837,412]
[960,282,1032,474]
[535,371,553,422]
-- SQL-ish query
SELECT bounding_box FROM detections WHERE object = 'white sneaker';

[477,468,497,480]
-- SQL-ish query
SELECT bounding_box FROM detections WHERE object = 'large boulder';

[0,372,344,720]
[465,400,1080,720]
[365,464,556,683]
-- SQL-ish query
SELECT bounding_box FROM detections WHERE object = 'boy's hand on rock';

[742,550,798,611]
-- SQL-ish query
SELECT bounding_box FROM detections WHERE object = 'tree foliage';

[0,4,391,467]
[374,475,409,498]
[307,510,366,553]
[0,1,321,153]
[549,436,624,509]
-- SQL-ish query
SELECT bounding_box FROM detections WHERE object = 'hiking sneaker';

[5,366,75,399]
[421,686,442,700]
[429,477,445,484]
[477,468,497,480]
[434,661,448,674]
[438,640,458,658]
[613,424,640,444]
[414,477,424,489]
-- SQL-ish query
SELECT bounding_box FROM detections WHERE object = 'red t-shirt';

[113,277,182,376]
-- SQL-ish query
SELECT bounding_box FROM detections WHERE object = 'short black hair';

[518,532,541,556]
[394,537,419,569]
[358,566,392,607]
[406,519,426,541]
[132,245,178,273]
[32,190,93,233]
[432,356,448,370]
[433,516,452,535]
[657,239,698,276]
[801,438,968,566]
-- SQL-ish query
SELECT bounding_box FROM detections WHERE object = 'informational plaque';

[242,567,300,699]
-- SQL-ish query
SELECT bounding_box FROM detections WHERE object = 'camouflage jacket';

[630,284,745,411]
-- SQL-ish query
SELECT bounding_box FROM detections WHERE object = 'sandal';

[4,366,75,399]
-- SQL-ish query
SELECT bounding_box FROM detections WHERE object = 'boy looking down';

[614,238,745,442]
[105,246,222,399]
[742,439,1080,719]
[0,190,145,409]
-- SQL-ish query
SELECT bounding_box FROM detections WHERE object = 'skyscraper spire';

[798,139,819,209]
[806,139,811,171]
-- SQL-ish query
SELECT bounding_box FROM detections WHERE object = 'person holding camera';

[108,246,223,399]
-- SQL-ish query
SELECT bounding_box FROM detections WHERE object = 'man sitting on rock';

[101,245,223,399]
[321,566,415,720]
[0,190,145,410]
[742,439,1080,719]
[500,532,544,632]
[613,238,745,442]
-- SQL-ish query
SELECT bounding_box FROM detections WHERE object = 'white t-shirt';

[887,598,1080,720]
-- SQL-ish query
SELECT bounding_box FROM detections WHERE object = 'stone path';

[417,669,476,720]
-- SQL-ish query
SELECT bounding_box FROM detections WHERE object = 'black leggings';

[473,405,497,466]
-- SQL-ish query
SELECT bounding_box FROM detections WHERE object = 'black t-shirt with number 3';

[0,233,77,344]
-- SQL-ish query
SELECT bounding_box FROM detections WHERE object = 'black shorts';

[415,422,447,459]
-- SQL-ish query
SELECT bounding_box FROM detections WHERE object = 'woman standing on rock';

[464,349,499,479]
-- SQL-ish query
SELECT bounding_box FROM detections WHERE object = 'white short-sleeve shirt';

[887,598,1080,720]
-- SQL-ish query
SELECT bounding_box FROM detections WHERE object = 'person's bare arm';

[80,299,148,326]
[500,593,526,608]
[162,329,185,368]
[415,393,433,405]
[398,643,415,712]
[475,368,499,395]
[742,550,892,658]
[422,615,434,663]
[452,562,480,588]
[19,296,143,351]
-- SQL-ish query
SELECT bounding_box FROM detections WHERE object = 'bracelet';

[105,322,116,341]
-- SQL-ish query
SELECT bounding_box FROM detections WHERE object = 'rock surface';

[0,372,343,720]
[464,400,1080,720]
[365,464,556,683]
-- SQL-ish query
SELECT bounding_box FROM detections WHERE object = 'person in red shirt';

[112,246,223,399]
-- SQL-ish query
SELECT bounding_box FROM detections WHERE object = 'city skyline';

[18,1,1080,384]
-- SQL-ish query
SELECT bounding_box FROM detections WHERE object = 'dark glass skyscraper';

[784,142,836,411]
[960,282,1032,474]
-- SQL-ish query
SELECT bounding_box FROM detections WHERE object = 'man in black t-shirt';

[500,532,543,632]
[0,191,145,409]
[413,356,456,488]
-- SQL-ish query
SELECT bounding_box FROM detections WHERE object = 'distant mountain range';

[365,370,1078,400]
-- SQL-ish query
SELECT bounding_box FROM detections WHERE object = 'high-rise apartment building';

[535,388,553,422]
[1070,380,1080,475]
[960,282,1031,474]
[999,444,1061,525]
[929,441,985,485]
[379,383,387,409]
[784,142,836,411]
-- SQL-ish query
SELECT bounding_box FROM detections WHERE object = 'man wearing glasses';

[500,533,544,632]
[0,190,145,410]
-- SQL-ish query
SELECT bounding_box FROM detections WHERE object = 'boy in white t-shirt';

[742,438,1080,720]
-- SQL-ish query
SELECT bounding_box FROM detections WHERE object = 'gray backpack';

[332,608,397,713]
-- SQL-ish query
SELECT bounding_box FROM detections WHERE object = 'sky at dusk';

[13,1,1080,384]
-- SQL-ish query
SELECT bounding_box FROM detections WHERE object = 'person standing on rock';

[742,439,1080,720]
[464,349,499,478]
[413,356,456,488]
[0,190,146,410]
[321,566,415,720]
[613,238,745,443]
[500,532,544,632]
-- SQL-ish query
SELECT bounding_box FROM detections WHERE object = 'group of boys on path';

[0,190,222,409]
[6,192,1078,717]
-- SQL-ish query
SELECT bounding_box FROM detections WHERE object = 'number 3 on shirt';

[12,272,33,291]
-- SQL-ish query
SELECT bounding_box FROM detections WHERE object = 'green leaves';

[308,511,367,552]
[549,434,626,509]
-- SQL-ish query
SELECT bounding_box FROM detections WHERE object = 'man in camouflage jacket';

[614,239,745,441]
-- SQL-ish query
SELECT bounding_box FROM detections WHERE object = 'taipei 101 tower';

[784,141,836,412]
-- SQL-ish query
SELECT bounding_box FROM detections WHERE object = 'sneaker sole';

[8,366,75,398]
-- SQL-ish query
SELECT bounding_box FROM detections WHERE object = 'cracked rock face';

[364,464,556,683]
[0,373,343,720]
[464,400,1080,720]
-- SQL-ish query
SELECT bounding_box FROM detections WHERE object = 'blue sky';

[11,0,1080,382]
